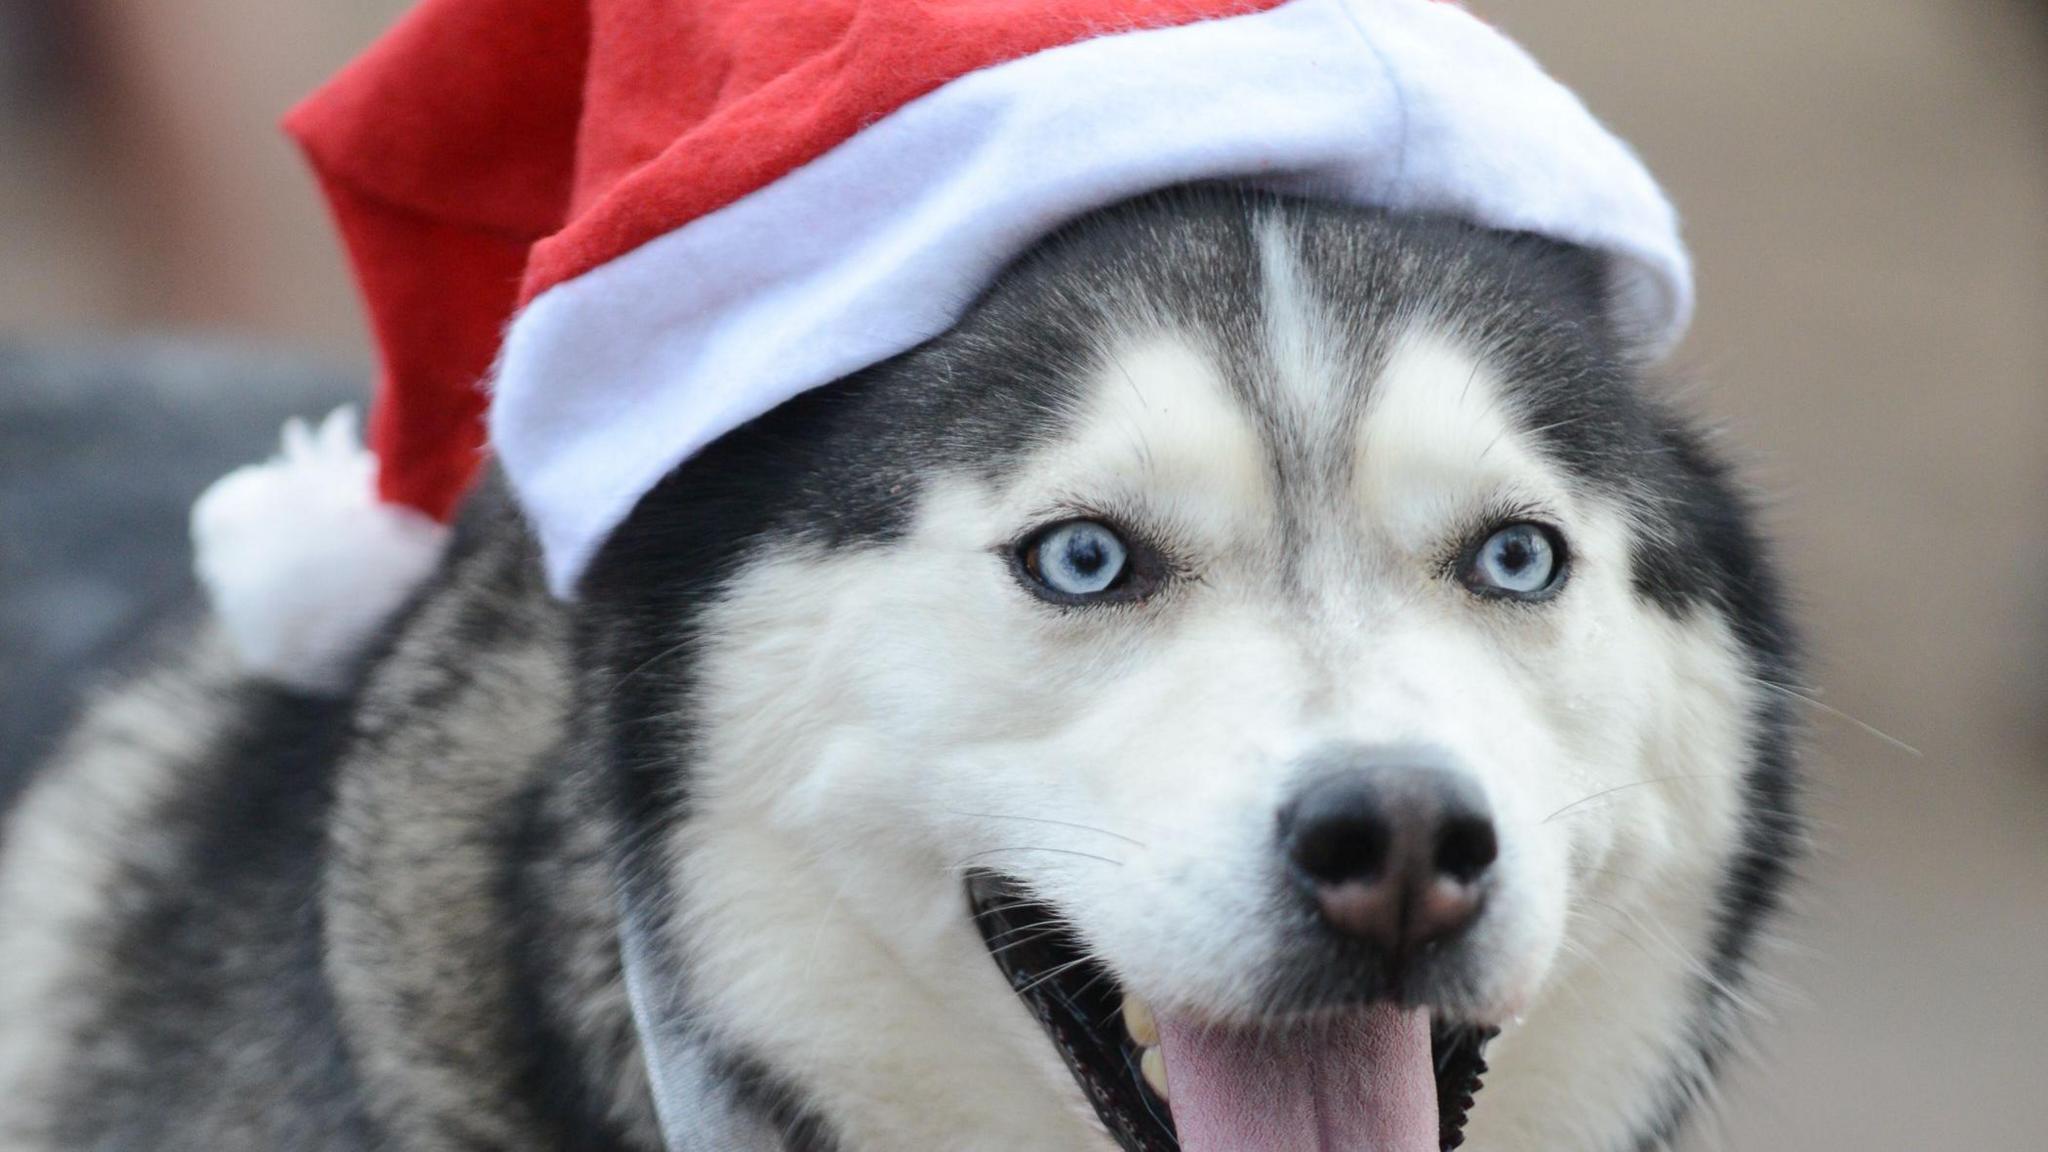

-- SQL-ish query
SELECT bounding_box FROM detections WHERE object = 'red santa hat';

[193,0,1691,691]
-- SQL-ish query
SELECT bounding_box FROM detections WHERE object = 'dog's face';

[588,191,1795,1151]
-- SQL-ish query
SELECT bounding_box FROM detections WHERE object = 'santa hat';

[194,0,1691,692]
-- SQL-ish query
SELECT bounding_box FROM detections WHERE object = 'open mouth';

[968,875,1494,1152]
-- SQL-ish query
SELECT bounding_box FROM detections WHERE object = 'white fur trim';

[191,407,448,694]
[492,0,1691,595]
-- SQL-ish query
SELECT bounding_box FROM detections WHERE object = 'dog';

[0,188,1801,1151]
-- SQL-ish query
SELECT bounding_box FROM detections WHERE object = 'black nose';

[1280,746,1498,953]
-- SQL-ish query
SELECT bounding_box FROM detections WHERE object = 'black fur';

[2,188,1798,1152]
[49,679,382,1149]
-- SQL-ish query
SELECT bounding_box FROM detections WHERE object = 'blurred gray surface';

[0,341,351,808]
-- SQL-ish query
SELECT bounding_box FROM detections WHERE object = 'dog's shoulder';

[0,486,595,1151]
[0,620,374,1147]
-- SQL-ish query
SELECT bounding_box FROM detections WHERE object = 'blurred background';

[1,1,2043,1148]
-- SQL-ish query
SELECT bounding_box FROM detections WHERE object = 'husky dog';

[0,189,1799,1151]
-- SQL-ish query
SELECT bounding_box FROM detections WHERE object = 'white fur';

[0,639,241,1143]
[191,407,448,695]
[670,257,1752,1148]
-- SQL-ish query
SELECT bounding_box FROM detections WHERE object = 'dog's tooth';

[1140,1047,1169,1099]
[1122,994,1159,1047]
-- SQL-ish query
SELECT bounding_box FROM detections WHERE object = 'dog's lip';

[964,873,1496,1151]
[967,872,1176,1150]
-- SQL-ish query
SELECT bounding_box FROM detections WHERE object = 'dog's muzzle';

[965,873,1495,1152]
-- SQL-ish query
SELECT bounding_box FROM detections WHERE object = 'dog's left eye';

[1463,522,1566,599]
[1020,519,1132,601]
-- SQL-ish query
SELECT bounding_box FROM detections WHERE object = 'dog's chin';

[966,875,1497,1152]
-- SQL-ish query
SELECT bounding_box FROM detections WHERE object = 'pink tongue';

[1157,1005,1436,1152]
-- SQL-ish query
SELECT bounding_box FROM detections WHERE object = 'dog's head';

[582,189,1798,1151]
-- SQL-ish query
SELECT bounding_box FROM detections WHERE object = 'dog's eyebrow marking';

[1360,331,1510,473]
[1057,333,1270,512]
[1354,329,1565,549]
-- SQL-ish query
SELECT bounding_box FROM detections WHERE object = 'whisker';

[1066,966,1117,1003]
[970,897,1045,923]
[1518,413,1597,439]
[954,846,1126,870]
[987,926,1071,960]
[1015,955,1097,998]
[943,811,1149,849]
[981,916,1064,946]
[610,634,697,698]
[1571,896,1757,1016]
[1126,1045,1176,1133]
[1563,905,1663,970]
[1541,773,1728,823]
[1751,677,1922,758]
[801,872,859,982]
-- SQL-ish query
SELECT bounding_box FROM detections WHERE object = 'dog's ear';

[1502,231,1668,365]
[1596,246,1688,366]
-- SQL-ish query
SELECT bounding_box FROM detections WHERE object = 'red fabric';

[316,180,525,520]
[535,0,1293,297]
[287,0,1291,520]
[285,0,585,519]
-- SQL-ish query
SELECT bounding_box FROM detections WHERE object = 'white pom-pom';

[191,406,449,694]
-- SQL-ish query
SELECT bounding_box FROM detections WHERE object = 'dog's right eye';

[1019,519,1135,602]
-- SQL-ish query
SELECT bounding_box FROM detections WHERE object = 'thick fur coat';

[0,191,1799,1151]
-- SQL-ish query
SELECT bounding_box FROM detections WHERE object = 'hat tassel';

[190,406,449,694]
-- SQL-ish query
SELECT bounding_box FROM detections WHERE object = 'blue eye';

[1024,520,1132,600]
[1465,522,1565,599]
